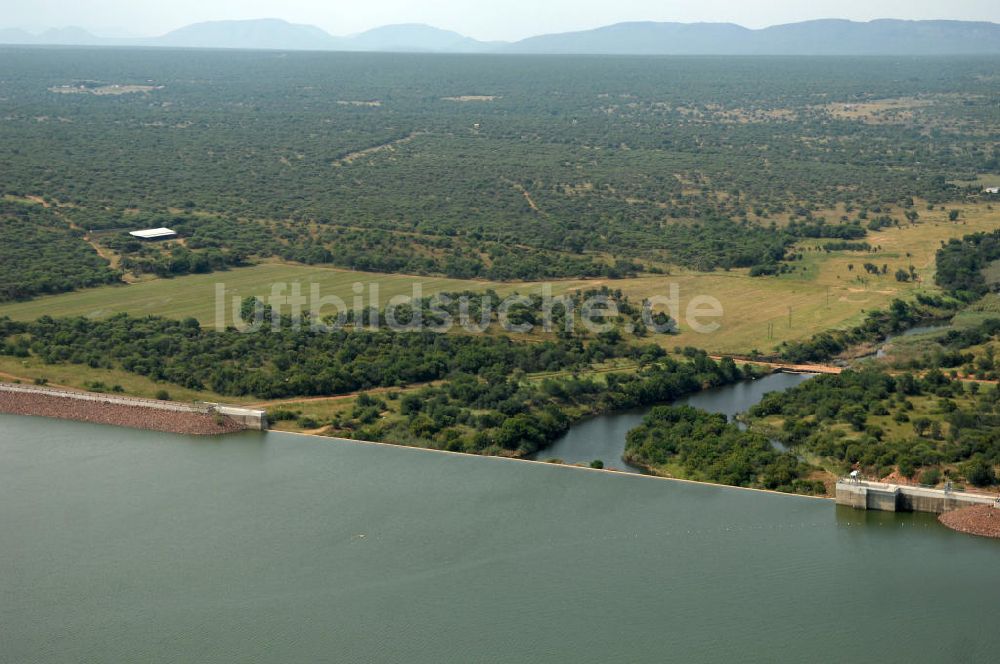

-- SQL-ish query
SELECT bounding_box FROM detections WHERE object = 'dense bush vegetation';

[325,351,753,456]
[0,200,119,301]
[2,49,996,282]
[4,48,1000,494]
[749,369,1000,487]
[0,313,661,399]
[935,229,1000,299]
[0,310,754,457]
[624,405,822,493]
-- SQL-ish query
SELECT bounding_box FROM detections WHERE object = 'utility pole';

[788,306,792,329]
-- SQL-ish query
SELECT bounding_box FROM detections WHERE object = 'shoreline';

[277,428,834,502]
[0,380,831,501]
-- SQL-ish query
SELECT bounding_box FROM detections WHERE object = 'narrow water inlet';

[531,372,816,471]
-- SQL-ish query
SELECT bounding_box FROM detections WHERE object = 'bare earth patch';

[818,96,934,124]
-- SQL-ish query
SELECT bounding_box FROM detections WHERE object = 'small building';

[129,227,178,241]
[985,187,1000,195]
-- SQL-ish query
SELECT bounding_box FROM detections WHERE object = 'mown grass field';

[0,262,543,325]
[655,204,1000,353]
[2,205,996,356]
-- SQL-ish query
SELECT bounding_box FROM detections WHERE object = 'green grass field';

[0,262,545,326]
[2,204,996,356]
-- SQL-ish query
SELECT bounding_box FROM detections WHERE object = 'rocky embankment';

[939,504,1000,539]
[0,387,244,435]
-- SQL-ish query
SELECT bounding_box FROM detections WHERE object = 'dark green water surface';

[1,414,996,663]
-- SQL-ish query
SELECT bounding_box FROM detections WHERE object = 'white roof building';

[129,227,178,240]
[984,187,1000,195]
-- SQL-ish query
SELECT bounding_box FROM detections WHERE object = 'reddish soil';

[0,391,243,435]
[939,504,1000,539]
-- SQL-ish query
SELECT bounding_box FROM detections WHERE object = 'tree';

[921,467,942,486]
[898,457,916,479]
[842,405,868,431]
[911,416,932,437]
[963,458,996,487]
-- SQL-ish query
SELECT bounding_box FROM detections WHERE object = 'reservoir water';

[533,372,816,470]
[2,413,998,662]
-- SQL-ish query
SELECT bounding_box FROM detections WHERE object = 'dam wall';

[836,480,997,514]
[0,383,267,433]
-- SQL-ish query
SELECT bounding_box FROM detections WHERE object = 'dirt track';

[710,356,843,375]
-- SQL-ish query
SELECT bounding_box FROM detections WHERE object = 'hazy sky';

[9,0,1000,41]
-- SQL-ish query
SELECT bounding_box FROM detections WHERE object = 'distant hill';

[344,24,497,53]
[505,19,1000,55]
[755,19,1000,55]
[0,28,34,44]
[0,26,107,46]
[153,19,342,51]
[506,22,751,55]
[2,18,999,55]
[36,26,107,46]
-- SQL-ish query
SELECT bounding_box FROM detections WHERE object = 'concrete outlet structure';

[209,404,269,431]
[836,480,997,514]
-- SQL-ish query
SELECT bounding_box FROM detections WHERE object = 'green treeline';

[293,287,675,338]
[0,313,659,399]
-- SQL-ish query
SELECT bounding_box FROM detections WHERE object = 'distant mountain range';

[2,18,999,55]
